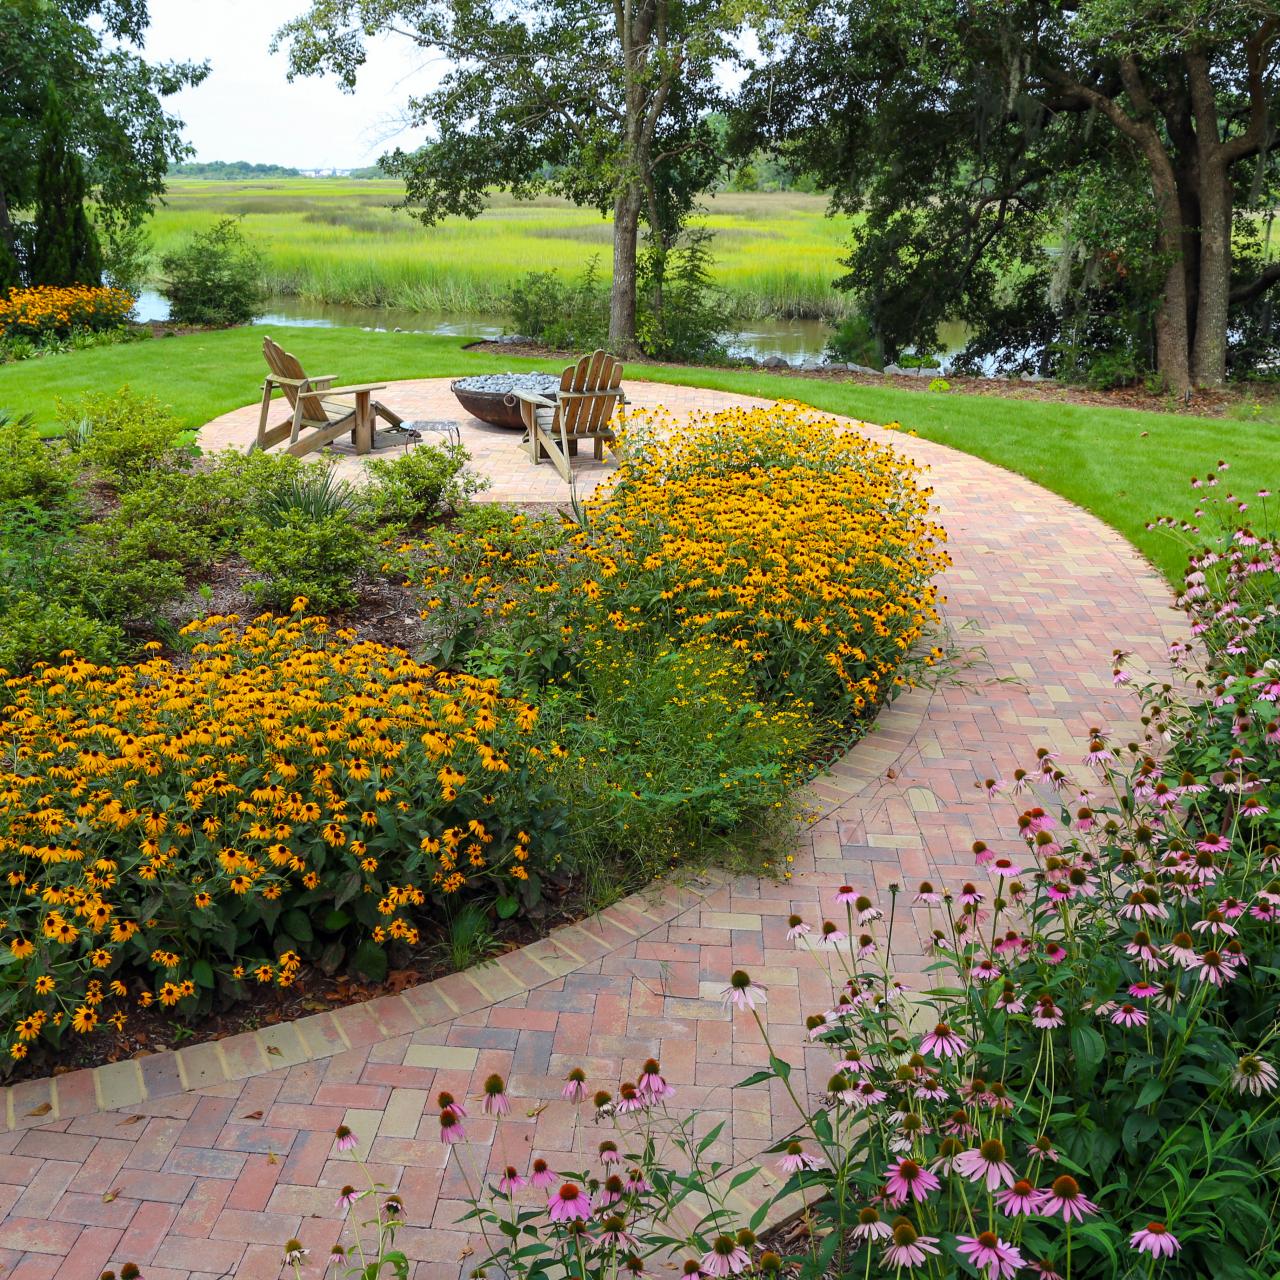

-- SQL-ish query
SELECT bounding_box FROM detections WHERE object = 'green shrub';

[257,464,355,524]
[825,312,882,367]
[0,415,78,504]
[637,230,729,364]
[57,387,190,486]
[0,592,123,674]
[241,511,377,612]
[158,217,265,327]
[361,443,487,528]
[508,256,610,350]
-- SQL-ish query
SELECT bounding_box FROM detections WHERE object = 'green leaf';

[734,1070,775,1089]
[1070,1023,1106,1086]
[697,1121,725,1154]
[495,895,520,919]
[353,939,388,983]
[1135,1077,1165,1108]
[768,1053,792,1081]
[321,909,351,932]
[192,959,215,989]
[284,908,313,942]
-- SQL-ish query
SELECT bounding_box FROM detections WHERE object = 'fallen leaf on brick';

[102,1189,119,1203]
[267,1150,279,1165]
[265,1045,283,1057]
[117,1114,145,1126]
[458,1247,474,1261]
[526,1103,548,1118]
[24,1102,51,1116]
[243,1109,264,1120]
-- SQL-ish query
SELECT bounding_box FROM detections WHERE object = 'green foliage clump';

[241,512,376,613]
[509,256,610,351]
[57,387,190,485]
[637,230,728,363]
[361,443,488,528]
[159,217,266,327]
[0,592,123,674]
[0,415,77,504]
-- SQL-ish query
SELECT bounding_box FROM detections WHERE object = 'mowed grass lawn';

[3,325,1275,582]
[150,181,855,320]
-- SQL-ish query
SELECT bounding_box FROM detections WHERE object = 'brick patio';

[0,380,1183,1278]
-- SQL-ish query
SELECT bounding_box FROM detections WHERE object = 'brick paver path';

[0,381,1182,1279]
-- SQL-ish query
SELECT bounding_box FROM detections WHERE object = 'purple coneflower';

[637,1058,673,1101]
[599,1140,622,1165]
[481,1073,511,1117]
[883,1158,939,1206]
[497,1166,527,1194]
[991,857,1021,879]
[1032,996,1064,1029]
[919,1022,968,1059]
[1026,1134,1058,1163]
[700,1236,749,1276]
[1130,1222,1181,1258]
[439,1107,466,1144]
[615,1083,646,1114]
[957,1233,1026,1279]
[855,895,882,925]
[1191,948,1236,986]
[819,921,847,946]
[283,1241,308,1265]
[1042,942,1068,965]
[913,883,942,906]
[625,1168,651,1194]
[336,1185,359,1209]
[954,1138,1017,1191]
[880,1219,940,1270]
[721,970,766,1011]
[850,1206,892,1241]
[849,1080,888,1109]
[1231,1054,1278,1096]
[530,1158,556,1188]
[1028,1260,1064,1280]
[834,884,858,905]
[785,914,810,941]
[334,1125,358,1152]
[596,1175,623,1207]
[1165,931,1197,966]
[971,958,1002,982]
[437,1090,467,1118]
[996,1178,1041,1216]
[929,1136,966,1174]
[1040,1174,1097,1223]
[958,883,984,907]
[562,1067,588,1102]
[1128,980,1161,998]
[547,1183,591,1223]
[778,1142,824,1174]
[1110,1003,1148,1028]
[598,1217,638,1250]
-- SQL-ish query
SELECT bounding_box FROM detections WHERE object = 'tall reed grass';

[147,180,857,320]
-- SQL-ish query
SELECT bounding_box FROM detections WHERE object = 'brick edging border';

[0,687,933,1133]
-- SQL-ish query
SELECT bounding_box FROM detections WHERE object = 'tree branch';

[1230,261,1280,306]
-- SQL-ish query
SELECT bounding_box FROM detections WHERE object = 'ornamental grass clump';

[0,609,561,1065]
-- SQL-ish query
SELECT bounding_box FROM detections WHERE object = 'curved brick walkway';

[0,381,1182,1279]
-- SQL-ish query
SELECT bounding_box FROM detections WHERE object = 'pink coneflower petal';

[561,1068,588,1102]
[954,1139,1016,1191]
[547,1183,592,1222]
[1129,1222,1181,1258]
[439,1108,466,1144]
[778,1142,824,1174]
[956,1232,1026,1279]
[834,885,858,905]
[721,971,767,1011]
[529,1159,556,1188]
[481,1074,511,1117]
[995,1179,1041,1216]
[700,1237,750,1276]
[879,1221,940,1270]
[883,1158,940,1206]
[1040,1174,1098,1223]
[919,1022,968,1059]
[1231,1055,1278,1095]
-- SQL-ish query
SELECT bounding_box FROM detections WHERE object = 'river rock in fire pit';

[451,373,563,429]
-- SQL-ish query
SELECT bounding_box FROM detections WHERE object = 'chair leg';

[538,426,573,483]
[255,382,273,450]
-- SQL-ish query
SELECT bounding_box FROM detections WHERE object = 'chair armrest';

[511,390,556,407]
[323,382,387,395]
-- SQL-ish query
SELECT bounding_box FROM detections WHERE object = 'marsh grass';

[147,180,856,320]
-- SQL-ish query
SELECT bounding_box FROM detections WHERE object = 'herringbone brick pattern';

[0,382,1182,1278]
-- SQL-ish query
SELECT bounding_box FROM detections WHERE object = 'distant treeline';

[170,161,386,179]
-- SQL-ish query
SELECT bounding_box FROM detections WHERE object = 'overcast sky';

[144,0,437,168]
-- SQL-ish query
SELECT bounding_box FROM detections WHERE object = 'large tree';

[735,0,1280,391]
[274,0,734,351]
[0,0,206,288]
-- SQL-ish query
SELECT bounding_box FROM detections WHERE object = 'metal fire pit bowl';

[450,373,562,430]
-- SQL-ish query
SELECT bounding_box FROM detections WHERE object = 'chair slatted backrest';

[557,351,624,436]
[263,336,329,423]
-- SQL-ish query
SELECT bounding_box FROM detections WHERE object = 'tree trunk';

[1149,169,1193,394]
[0,183,19,289]
[1191,161,1231,386]
[609,186,642,353]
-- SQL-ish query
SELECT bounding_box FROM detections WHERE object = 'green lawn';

[3,325,1275,582]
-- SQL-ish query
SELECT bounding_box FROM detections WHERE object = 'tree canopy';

[274,0,738,350]
[735,0,1280,391]
[0,0,207,287]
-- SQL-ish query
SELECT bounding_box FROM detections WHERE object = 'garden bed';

[0,396,947,1081]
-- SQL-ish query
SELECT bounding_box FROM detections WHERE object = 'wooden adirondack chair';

[512,350,626,483]
[256,337,396,458]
